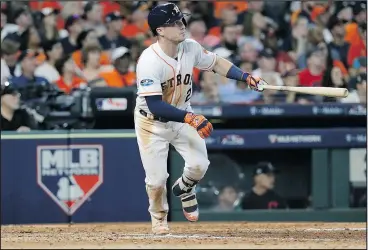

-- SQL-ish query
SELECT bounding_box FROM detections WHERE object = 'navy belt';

[139,109,168,123]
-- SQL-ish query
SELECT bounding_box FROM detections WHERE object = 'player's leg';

[170,123,210,222]
[135,112,171,234]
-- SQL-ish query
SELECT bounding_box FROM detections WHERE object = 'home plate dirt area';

[1,222,366,249]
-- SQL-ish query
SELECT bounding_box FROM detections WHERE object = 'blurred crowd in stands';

[0,0,367,106]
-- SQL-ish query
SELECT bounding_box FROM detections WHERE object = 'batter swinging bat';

[258,82,349,98]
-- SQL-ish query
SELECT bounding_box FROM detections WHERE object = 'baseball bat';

[259,85,349,98]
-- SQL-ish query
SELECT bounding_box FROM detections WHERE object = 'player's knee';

[197,158,210,175]
[146,176,168,189]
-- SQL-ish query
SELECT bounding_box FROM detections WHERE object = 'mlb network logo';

[37,145,104,215]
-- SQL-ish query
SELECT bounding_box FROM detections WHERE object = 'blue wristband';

[226,65,249,81]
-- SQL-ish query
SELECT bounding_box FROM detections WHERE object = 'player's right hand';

[184,112,213,139]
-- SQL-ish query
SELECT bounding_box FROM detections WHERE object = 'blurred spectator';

[347,23,366,68]
[34,39,63,83]
[281,15,309,62]
[276,51,297,76]
[238,38,259,69]
[241,162,287,210]
[208,2,239,38]
[37,7,61,43]
[73,29,110,69]
[1,39,21,80]
[342,73,367,104]
[1,5,19,41]
[191,71,219,105]
[322,59,348,102]
[11,49,49,88]
[55,55,85,94]
[0,83,35,131]
[82,1,106,37]
[298,47,326,87]
[327,15,351,68]
[344,1,366,45]
[60,14,83,55]
[213,24,238,62]
[121,1,150,41]
[99,46,136,88]
[80,44,109,84]
[211,186,239,212]
[252,48,283,86]
[188,17,220,48]
[99,11,131,51]
[2,6,33,41]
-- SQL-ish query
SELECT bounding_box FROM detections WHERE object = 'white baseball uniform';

[134,38,217,220]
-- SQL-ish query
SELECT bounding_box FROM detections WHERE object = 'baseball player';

[135,3,265,234]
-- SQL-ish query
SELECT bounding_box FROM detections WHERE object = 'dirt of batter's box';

[1,222,366,249]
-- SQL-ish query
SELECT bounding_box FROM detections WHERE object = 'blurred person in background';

[1,39,21,80]
[1,83,36,131]
[191,71,220,105]
[60,14,83,55]
[342,72,367,104]
[37,7,61,43]
[99,11,131,51]
[55,55,85,94]
[252,48,283,86]
[35,40,63,84]
[296,26,325,69]
[281,15,309,63]
[241,162,287,210]
[238,39,259,70]
[211,186,239,212]
[276,51,297,76]
[73,29,110,70]
[11,50,49,88]
[82,1,106,37]
[2,6,32,42]
[298,47,326,87]
[322,55,348,102]
[99,46,136,88]
[347,23,366,69]
[121,1,150,42]
[344,1,366,45]
[327,15,351,69]
[213,24,238,62]
[80,44,109,84]
[1,4,19,41]
[187,17,220,49]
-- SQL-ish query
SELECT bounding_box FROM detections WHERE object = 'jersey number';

[185,88,192,102]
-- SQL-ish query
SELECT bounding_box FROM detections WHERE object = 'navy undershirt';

[145,95,187,122]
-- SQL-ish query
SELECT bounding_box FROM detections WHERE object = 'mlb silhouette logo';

[37,145,104,215]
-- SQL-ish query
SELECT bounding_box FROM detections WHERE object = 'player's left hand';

[184,113,213,139]
[246,75,267,92]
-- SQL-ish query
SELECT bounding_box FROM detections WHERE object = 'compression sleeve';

[226,65,249,81]
[145,95,187,122]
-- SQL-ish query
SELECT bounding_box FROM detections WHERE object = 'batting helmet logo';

[148,3,189,36]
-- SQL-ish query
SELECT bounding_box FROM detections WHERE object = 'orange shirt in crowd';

[213,1,247,19]
[344,23,360,45]
[121,21,149,38]
[347,39,367,66]
[55,76,85,94]
[99,69,136,88]
[208,26,221,37]
[100,1,121,18]
[72,50,110,69]
[298,68,324,87]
